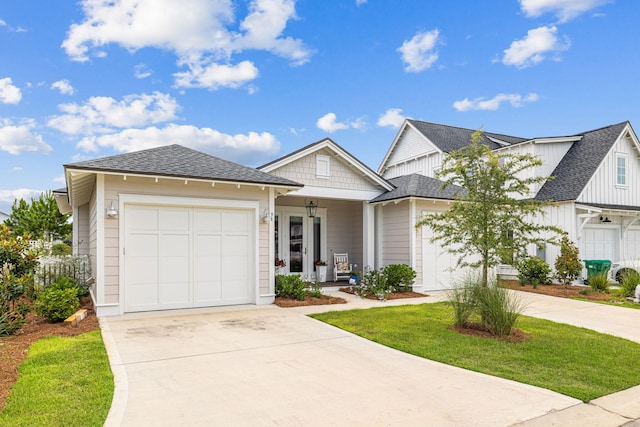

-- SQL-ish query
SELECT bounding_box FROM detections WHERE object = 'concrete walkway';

[100,291,640,426]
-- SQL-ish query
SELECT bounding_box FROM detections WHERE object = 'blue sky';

[1,0,638,213]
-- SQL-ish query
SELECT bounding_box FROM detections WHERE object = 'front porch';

[273,196,373,282]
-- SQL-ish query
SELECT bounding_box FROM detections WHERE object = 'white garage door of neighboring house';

[421,226,464,291]
[124,204,255,313]
[623,227,640,261]
[580,227,619,261]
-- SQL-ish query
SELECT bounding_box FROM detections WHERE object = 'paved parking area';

[100,291,640,426]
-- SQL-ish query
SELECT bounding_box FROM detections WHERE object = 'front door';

[275,207,326,279]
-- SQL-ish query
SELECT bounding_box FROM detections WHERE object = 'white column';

[95,174,105,307]
[362,202,375,271]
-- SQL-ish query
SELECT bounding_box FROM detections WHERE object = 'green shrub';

[447,279,476,327]
[555,235,582,287]
[618,270,640,297]
[0,225,38,335]
[475,284,524,336]
[34,287,79,322]
[517,257,552,288]
[383,264,416,292]
[352,268,393,300]
[51,242,73,256]
[448,276,524,336]
[49,277,89,298]
[587,272,609,293]
[275,275,306,301]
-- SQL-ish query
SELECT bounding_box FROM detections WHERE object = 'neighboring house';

[0,210,9,223]
[55,120,640,316]
[377,120,640,289]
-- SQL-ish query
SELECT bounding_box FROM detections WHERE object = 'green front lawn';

[311,303,640,402]
[0,330,113,427]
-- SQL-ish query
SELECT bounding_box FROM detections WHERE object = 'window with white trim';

[316,154,330,179]
[616,153,627,186]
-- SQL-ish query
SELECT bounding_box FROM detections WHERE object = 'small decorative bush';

[619,269,640,297]
[275,274,306,301]
[383,264,416,292]
[587,272,609,293]
[517,257,552,288]
[448,276,524,336]
[474,284,524,336]
[555,235,582,287]
[352,268,393,300]
[34,287,79,322]
[51,242,72,256]
[49,277,89,298]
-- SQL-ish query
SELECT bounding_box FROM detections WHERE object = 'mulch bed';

[275,293,347,307]
[503,281,615,301]
[0,295,99,410]
[339,287,429,300]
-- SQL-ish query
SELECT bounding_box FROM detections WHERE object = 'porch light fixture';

[106,201,119,218]
[305,199,318,218]
[260,208,273,223]
[600,216,611,223]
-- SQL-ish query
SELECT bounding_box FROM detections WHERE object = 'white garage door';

[421,226,465,291]
[124,204,255,313]
[580,227,619,261]
[623,227,640,260]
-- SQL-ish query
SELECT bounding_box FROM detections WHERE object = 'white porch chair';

[333,253,352,282]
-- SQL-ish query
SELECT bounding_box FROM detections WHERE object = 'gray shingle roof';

[535,122,628,201]
[370,174,466,203]
[65,144,302,187]
[407,119,528,152]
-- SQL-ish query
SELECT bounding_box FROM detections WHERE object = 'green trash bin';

[584,260,612,281]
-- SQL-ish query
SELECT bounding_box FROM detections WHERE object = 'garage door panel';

[624,229,640,260]
[127,207,158,230]
[194,209,222,232]
[223,211,250,232]
[581,228,618,261]
[125,204,254,313]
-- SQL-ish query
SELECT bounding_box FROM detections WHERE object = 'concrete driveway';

[100,292,640,426]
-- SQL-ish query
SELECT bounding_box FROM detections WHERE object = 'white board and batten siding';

[381,127,442,179]
[578,133,640,207]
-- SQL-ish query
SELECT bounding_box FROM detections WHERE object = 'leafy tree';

[5,191,71,241]
[554,234,582,287]
[416,130,561,286]
[0,224,39,335]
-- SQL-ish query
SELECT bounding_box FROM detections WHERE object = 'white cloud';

[173,60,259,90]
[316,113,365,133]
[0,119,52,155]
[377,108,409,129]
[11,167,23,172]
[0,189,43,206]
[0,78,22,104]
[453,93,540,112]
[77,124,280,165]
[48,92,180,135]
[62,0,311,90]
[502,26,570,68]
[356,0,367,4]
[398,29,440,72]
[51,79,75,95]
[53,174,66,184]
[134,63,153,79]
[519,0,611,23]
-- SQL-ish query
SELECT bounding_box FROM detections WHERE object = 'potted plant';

[275,257,286,275]
[315,260,327,282]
